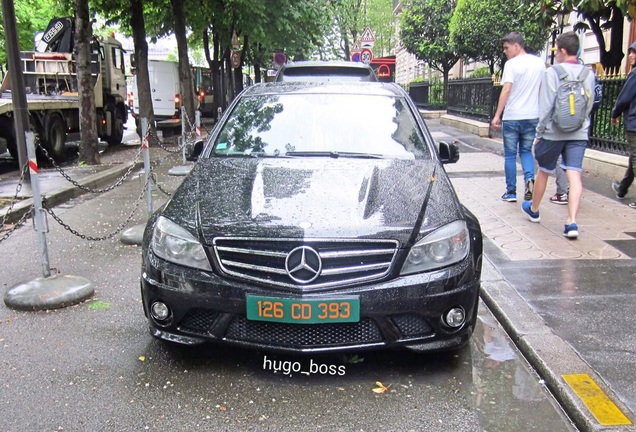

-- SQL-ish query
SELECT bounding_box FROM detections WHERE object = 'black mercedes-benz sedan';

[140,81,482,354]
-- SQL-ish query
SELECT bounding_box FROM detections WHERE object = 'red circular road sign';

[360,48,373,65]
[231,50,241,68]
[274,51,287,66]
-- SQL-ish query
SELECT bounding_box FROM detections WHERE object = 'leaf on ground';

[372,381,390,394]
[88,300,111,310]
[340,354,364,364]
[138,356,146,362]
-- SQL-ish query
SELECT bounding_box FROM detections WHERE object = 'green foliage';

[450,0,551,70]
[400,0,460,75]
[328,0,395,59]
[471,66,493,78]
[536,0,636,69]
[0,0,68,65]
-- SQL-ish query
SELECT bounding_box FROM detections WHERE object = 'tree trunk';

[75,0,100,164]
[212,32,223,119]
[130,0,155,135]
[171,0,196,124]
[584,6,625,72]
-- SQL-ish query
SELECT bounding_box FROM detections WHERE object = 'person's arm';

[491,82,512,129]
[612,73,636,124]
[535,69,554,141]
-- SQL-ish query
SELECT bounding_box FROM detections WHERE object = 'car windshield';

[211,92,430,159]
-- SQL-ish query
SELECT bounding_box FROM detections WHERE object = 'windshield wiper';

[285,151,384,159]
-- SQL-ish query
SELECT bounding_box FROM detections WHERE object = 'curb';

[480,247,636,432]
[0,161,142,225]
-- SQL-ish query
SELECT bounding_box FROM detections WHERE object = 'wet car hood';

[162,157,462,245]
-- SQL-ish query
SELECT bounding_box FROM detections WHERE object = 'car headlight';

[151,216,212,271]
[400,220,470,275]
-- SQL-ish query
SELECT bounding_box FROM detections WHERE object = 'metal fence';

[408,75,629,156]
[589,76,627,154]
[446,77,495,122]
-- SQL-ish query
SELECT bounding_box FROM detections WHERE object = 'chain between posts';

[147,126,182,154]
[149,165,173,197]
[37,138,144,194]
[42,174,151,241]
[181,107,202,144]
[0,163,32,244]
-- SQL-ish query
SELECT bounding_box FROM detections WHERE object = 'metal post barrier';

[196,110,201,140]
[4,130,93,310]
[181,107,187,164]
[141,118,153,215]
[25,131,51,278]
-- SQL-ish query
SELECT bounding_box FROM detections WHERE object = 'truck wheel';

[0,117,17,160]
[43,113,67,160]
[106,105,124,146]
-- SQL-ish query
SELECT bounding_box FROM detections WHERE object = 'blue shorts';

[534,139,587,173]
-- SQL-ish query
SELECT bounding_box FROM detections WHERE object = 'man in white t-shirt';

[491,31,545,203]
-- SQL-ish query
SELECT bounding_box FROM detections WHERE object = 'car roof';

[241,81,406,98]
[275,60,378,82]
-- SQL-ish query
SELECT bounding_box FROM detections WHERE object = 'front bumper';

[140,249,481,354]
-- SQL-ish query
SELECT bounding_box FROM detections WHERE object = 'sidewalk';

[428,116,636,431]
[1,120,635,431]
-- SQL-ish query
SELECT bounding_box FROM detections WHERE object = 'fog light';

[444,307,465,328]
[151,301,171,321]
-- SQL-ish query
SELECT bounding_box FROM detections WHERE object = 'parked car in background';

[275,60,378,82]
[140,81,482,354]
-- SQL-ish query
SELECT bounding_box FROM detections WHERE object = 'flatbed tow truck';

[0,17,128,160]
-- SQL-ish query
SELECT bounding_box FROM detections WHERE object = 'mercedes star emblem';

[285,246,322,284]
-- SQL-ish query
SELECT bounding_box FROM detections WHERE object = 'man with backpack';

[610,41,636,210]
[521,31,596,239]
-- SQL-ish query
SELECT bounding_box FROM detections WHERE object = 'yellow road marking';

[562,374,632,426]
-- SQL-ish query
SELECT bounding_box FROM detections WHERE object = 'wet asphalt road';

[0,149,578,431]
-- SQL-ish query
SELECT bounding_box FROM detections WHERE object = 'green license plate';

[246,295,360,324]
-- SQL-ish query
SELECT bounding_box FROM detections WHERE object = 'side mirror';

[438,141,459,164]
[186,139,204,161]
[129,53,136,69]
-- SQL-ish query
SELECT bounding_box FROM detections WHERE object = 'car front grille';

[211,237,398,291]
[178,309,219,335]
[225,316,383,348]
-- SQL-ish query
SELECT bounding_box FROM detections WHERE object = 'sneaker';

[563,223,579,239]
[628,202,636,209]
[612,181,626,199]
[524,179,535,201]
[549,193,568,205]
[501,191,517,202]
[521,201,540,222]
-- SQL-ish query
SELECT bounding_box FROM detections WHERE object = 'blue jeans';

[502,119,538,192]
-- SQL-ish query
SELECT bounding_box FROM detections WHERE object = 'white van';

[131,60,180,123]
